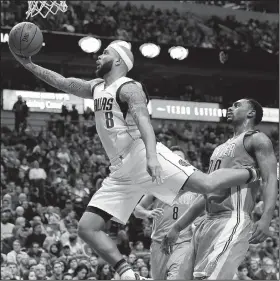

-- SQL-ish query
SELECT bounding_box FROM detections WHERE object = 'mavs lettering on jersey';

[94,97,114,128]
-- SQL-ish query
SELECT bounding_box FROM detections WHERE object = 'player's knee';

[78,207,111,241]
[78,213,103,240]
[77,216,94,241]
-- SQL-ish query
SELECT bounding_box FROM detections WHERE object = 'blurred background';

[1,1,279,280]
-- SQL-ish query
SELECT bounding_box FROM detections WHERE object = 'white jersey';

[151,192,199,244]
[91,77,148,162]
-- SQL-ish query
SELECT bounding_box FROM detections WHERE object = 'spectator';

[12,95,24,133]
[262,237,278,260]
[88,254,99,274]
[25,223,47,248]
[67,257,78,275]
[96,263,114,280]
[254,258,278,280]
[50,260,64,280]
[70,105,79,126]
[49,243,61,259]
[21,100,29,132]
[6,240,26,264]
[26,270,37,280]
[15,206,25,219]
[7,262,21,280]
[34,263,48,280]
[128,253,137,265]
[28,161,47,181]
[57,144,70,164]
[73,264,89,280]
[28,242,43,261]
[139,265,150,278]
[1,210,15,240]
[247,244,262,264]
[248,260,261,280]
[234,264,252,280]
[17,252,30,277]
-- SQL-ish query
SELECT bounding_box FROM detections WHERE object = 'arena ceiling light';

[139,43,160,58]
[169,46,189,60]
[79,36,101,53]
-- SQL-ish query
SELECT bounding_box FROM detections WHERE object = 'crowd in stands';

[1,104,279,280]
[1,1,278,54]
[184,0,279,13]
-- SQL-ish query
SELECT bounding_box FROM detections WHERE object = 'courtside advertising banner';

[149,99,279,123]
[149,99,227,122]
[2,89,84,114]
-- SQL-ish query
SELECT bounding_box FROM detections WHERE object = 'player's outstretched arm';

[119,83,163,184]
[248,133,278,244]
[161,195,205,255]
[134,195,164,219]
[9,48,92,98]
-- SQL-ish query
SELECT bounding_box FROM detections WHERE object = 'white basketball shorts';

[87,139,197,224]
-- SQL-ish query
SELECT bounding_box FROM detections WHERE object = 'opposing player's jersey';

[151,192,199,244]
[91,77,148,162]
[205,130,260,216]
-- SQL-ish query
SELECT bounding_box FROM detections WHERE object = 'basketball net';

[26,1,68,19]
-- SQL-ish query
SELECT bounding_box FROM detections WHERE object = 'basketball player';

[134,146,201,280]
[10,44,260,280]
[161,99,278,280]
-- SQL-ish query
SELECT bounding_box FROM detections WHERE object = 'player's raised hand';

[148,208,164,220]
[249,220,271,244]
[9,45,31,65]
[160,226,180,255]
[146,156,164,185]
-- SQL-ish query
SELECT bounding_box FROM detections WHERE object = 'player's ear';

[247,109,255,120]
[115,58,121,66]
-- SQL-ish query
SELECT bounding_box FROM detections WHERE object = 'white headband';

[109,43,133,71]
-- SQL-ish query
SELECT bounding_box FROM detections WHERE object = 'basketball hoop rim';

[26,1,68,19]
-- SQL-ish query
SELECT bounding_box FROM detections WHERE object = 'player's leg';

[150,241,169,279]
[78,209,121,265]
[183,167,259,194]
[78,175,144,280]
[176,229,200,280]
[192,215,252,279]
[166,241,192,280]
[138,143,258,206]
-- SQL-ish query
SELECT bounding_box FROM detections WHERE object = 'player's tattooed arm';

[9,49,92,98]
[119,83,157,159]
[26,63,92,98]
[248,133,277,243]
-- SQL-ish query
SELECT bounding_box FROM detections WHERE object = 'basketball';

[9,22,43,57]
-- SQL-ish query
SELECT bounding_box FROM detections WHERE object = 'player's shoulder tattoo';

[119,82,146,104]
[119,82,149,125]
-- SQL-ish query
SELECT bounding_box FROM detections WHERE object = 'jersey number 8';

[173,206,179,220]
[105,112,114,128]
